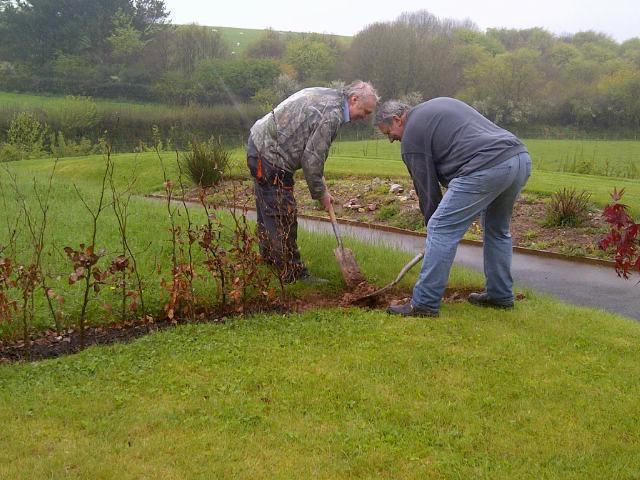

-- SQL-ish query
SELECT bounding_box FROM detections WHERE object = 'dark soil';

[0,286,505,363]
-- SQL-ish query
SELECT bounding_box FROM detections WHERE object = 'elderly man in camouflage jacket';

[247,80,378,283]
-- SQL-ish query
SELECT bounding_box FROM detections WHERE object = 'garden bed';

[186,176,609,260]
[0,286,494,362]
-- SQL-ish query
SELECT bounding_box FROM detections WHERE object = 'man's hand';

[320,191,334,212]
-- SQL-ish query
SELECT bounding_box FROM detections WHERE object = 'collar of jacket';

[342,98,350,124]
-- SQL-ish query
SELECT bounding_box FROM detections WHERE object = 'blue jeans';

[412,153,532,311]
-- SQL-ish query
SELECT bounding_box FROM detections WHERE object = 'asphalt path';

[292,215,640,321]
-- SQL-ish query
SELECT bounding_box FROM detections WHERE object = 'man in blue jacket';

[375,98,531,316]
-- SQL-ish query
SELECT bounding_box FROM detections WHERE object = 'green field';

[2,145,640,479]
[0,91,156,111]
[0,91,259,136]
[325,140,640,216]
[213,25,351,55]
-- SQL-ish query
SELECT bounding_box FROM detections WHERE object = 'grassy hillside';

[212,25,351,55]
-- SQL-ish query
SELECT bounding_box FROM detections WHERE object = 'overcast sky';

[163,0,639,43]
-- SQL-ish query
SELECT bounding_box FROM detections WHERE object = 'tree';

[167,24,229,76]
[342,11,471,99]
[0,0,168,65]
[285,38,336,83]
[621,38,640,67]
[244,28,286,59]
[597,67,640,129]
[461,48,543,124]
[487,27,555,54]
[132,0,168,34]
[192,59,280,104]
[109,9,146,63]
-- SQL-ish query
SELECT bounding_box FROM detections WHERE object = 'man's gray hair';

[343,80,379,101]
[375,100,410,125]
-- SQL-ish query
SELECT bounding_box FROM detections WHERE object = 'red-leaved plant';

[0,253,17,322]
[598,188,640,280]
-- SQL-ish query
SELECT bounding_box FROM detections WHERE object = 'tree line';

[1,3,640,133]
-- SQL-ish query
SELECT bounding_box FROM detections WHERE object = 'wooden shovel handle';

[327,203,343,249]
[391,252,424,287]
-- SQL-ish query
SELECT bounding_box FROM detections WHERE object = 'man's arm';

[402,152,442,224]
[300,115,342,201]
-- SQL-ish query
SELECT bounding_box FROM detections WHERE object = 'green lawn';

[2,152,472,337]
[330,137,640,178]
[322,140,640,216]
[2,148,640,478]
[525,138,640,177]
[1,293,639,478]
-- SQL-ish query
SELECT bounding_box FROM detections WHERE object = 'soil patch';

[183,177,609,260]
[0,286,505,363]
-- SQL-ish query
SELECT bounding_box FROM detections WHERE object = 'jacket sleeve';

[300,114,341,200]
[402,152,442,225]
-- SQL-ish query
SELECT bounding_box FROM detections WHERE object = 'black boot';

[387,302,439,318]
[467,292,514,309]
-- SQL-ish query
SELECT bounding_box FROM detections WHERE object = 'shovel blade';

[333,246,365,288]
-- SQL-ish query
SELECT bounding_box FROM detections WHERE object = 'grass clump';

[374,203,400,221]
[181,137,231,187]
[544,188,592,228]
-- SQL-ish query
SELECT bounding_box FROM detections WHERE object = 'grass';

[1,145,637,336]
[0,91,262,149]
[329,137,640,179]
[526,138,640,177]
[322,140,640,217]
[1,294,639,478]
[0,91,158,111]
[2,146,640,478]
[1,151,467,337]
[211,25,351,55]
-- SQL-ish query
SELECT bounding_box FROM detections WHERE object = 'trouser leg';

[412,154,526,311]
[482,153,532,300]
[253,178,306,282]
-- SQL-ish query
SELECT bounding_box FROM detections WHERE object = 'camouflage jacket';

[249,87,346,199]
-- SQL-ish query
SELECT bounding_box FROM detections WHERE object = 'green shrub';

[6,112,47,159]
[374,203,400,221]
[49,131,98,158]
[44,96,99,134]
[181,137,231,187]
[544,188,592,227]
[0,143,21,162]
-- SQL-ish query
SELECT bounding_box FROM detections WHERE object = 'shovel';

[327,204,366,288]
[352,252,424,305]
